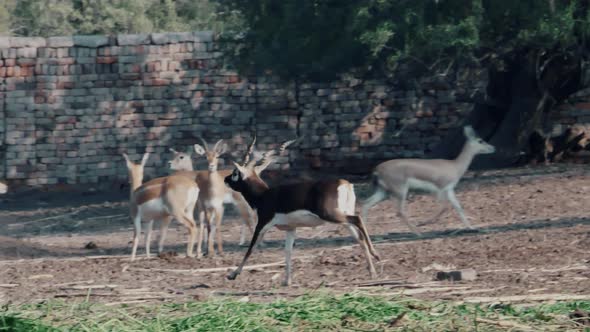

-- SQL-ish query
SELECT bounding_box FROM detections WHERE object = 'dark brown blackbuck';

[224,137,380,286]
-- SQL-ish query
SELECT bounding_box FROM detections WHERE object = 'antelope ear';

[213,139,224,153]
[140,153,150,166]
[122,153,133,169]
[232,162,248,178]
[463,125,476,139]
[194,144,206,156]
[217,143,228,155]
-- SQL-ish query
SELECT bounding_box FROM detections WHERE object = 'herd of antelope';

[118,125,494,286]
[0,125,494,286]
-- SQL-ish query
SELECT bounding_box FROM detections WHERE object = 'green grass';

[1,292,589,331]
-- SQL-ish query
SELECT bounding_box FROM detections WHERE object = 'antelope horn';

[253,150,277,174]
[213,139,223,153]
[196,136,209,151]
[278,138,297,154]
[242,132,257,166]
[254,138,298,174]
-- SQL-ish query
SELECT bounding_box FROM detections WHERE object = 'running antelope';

[123,153,200,260]
[224,137,380,286]
[361,125,495,234]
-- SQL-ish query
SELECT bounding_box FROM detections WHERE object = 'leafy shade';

[220,0,590,80]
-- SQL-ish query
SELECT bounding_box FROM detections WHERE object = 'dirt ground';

[1,164,590,306]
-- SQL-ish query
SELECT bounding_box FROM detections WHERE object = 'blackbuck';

[361,125,495,234]
[168,144,255,249]
[123,153,200,260]
[224,137,380,286]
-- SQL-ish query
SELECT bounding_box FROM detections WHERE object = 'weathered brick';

[73,35,110,48]
[0,37,9,49]
[96,56,118,64]
[117,34,150,46]
[10,37,46,48]
[47,36,74,48]
[151,32,195,44]
[17,47,37,58]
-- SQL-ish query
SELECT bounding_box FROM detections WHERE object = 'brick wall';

[1,32,584,187]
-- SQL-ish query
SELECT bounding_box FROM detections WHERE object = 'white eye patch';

[231,171,239,181]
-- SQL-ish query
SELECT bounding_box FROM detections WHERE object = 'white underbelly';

[138,198,169,220]
[407,177,441,193]
[337,182,356,215]
[186,187,200,210]
[222,192,234,204]
[204,197,224,209]
[273,210,325,229]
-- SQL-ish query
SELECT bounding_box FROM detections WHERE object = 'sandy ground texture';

[1,164,589,306]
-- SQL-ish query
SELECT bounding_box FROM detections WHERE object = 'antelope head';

[225,134,297,197]
[122,152,150,192]
[168,148,194,171]
[464,126,495,155]
[194,137,228,172]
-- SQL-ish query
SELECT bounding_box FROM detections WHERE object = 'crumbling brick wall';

[5,32,584,187]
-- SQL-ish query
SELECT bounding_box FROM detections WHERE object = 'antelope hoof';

[187,252,196,258]
[369,269,377,279]
[281,279,292,287]
[227,271,238,280]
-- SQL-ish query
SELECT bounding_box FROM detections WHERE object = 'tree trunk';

[429,47,584,170]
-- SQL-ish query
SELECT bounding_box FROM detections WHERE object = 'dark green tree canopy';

[219,0,589,80]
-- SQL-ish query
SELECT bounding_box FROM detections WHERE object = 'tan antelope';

[168,145,255,248]
[123,153,200,260]
[361,125,495,234]
[224,136,380,286]
[123,153,173,256]
[192,138,235,257]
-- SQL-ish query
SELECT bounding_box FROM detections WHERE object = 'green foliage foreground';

[1,293,589,331]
